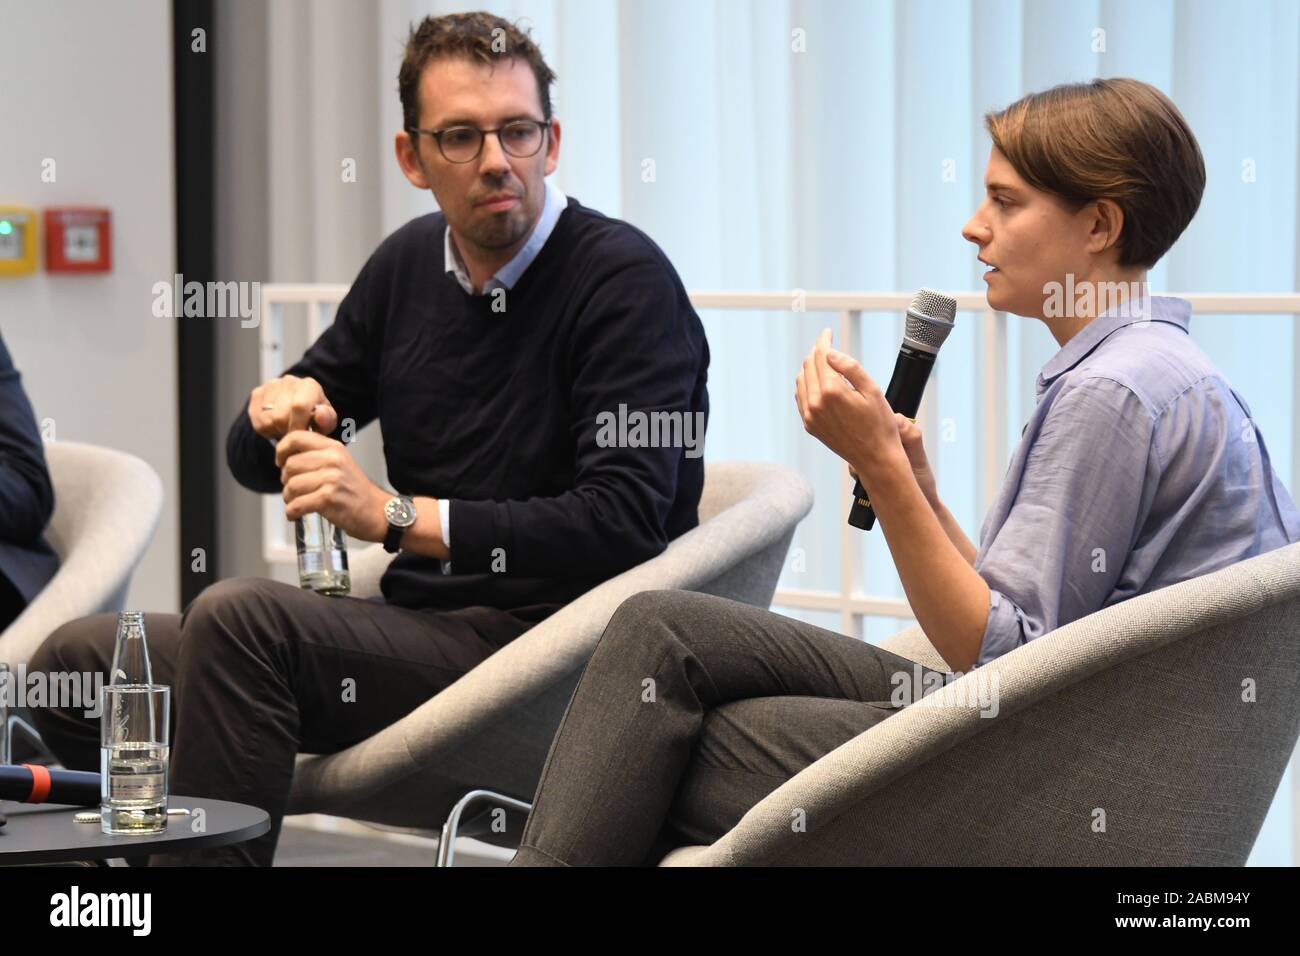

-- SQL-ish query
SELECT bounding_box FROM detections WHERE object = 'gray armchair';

[2,441,163,760]
[284,460,814,861]
[659,539,1300,866]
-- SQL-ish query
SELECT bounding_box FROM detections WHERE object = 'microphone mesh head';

[904,288,958,351]
[910,288,957,323]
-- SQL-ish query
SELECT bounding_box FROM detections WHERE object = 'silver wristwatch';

[382,495,418,553]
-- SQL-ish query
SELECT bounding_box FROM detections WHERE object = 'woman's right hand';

[849,413,939,506]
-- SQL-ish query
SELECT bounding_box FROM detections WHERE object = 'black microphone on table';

[848,288,958,531]
[0,764,101,806]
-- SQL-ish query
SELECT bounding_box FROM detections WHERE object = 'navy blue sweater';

[227,197,710,613]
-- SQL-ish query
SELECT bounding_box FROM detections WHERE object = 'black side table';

[0,797,270,865]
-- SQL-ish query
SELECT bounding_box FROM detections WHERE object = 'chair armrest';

[693,541,1300,865]
[348,543,396,600]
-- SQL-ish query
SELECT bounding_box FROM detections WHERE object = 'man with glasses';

[29,11,709,866]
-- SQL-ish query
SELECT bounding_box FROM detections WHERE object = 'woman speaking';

[508,77,1300,866]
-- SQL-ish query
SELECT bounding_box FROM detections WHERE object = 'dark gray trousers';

[27,576,547,866]
[510,589,947,867]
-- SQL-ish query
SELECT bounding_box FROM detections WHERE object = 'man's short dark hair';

[399,11,557,132]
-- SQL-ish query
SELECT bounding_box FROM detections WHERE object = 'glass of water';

[1,662,10,765]
[100,684,170,835]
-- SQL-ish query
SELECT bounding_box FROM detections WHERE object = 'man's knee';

[25,614,115,743]
[29,613,114,678]
[181,576,288,654]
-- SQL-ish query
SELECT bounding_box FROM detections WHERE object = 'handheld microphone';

[848,288,958,530]
[0,764,101,806]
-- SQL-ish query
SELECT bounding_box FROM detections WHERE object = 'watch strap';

[383,522,406,554]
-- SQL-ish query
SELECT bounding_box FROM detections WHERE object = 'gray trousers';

[510,589,947,866]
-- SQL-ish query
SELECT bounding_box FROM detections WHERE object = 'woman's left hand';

[795,328,908,483]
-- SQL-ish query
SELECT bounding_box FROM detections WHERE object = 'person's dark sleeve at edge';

[0,332,56,545]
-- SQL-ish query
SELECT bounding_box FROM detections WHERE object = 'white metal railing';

[260,284,1300,636]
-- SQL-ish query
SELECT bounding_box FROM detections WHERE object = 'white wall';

[0,0,179,613]
[214,0,393,584]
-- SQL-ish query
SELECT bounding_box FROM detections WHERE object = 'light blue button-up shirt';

[436,179,567,566]
[972,294,1300,668]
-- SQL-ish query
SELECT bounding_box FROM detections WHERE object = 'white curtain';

[228,0,1300,864]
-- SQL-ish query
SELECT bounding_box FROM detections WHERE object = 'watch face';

[385,496,416,528]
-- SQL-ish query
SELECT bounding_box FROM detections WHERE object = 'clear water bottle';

[295,422,351,596]
[101,612,169,834]
[110,611,153,685]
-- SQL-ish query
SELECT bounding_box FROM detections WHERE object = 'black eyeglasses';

[407,119,549,164]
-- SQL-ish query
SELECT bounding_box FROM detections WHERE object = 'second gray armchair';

[283,460,814,859]
[659,539,1300,866]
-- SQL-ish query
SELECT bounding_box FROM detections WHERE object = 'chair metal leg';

[7,712,54,762]
[437,789,532,867]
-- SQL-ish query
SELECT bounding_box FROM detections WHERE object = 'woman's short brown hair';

[985,77,1205,268]
[399,12,557,133]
